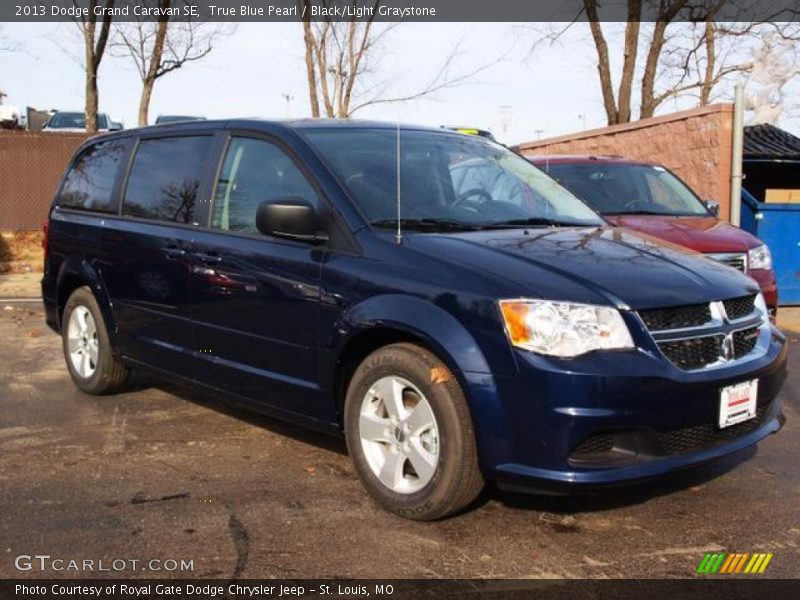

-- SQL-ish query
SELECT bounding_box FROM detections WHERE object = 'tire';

[344,343,484,520]
[62,286,129,395]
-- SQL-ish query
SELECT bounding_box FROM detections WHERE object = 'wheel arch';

[327,294,494,426]
[56,257,115,336]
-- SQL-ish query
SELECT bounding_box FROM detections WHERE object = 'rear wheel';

[62,286,129,395]
[344,343,484,520]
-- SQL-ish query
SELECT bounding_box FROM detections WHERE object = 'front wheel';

[344,343,484,520]
[62,286,129,395]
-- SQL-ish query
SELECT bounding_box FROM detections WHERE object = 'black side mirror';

[256,197,328,243]
[704,200,720,217]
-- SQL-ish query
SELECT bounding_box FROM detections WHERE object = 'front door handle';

[162,245,186,259]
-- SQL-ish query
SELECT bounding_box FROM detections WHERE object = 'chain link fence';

[0,130,88,231]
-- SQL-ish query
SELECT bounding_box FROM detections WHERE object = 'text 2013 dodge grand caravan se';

[42,120,787,520]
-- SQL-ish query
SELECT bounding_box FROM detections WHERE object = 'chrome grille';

[658,336,722,370]
[732,327,759,357]
[706,252,746,272]
[638,297,764,370]
[639,303,711,331]
[724,294,756,320]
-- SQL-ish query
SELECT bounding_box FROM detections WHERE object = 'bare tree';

[73,0,115,133]
[528,0,800,125]
[113,1,228,126]
[527,1,691,125]
[580,0,690,124]
[657,17,800,114]
[300,0,502,118]
[301,1,321,118]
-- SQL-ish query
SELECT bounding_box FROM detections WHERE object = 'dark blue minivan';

[42,120,787,519]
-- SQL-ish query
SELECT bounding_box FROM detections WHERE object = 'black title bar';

[4,0,800,23]
[3,579,800,600]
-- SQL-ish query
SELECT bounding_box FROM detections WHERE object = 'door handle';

[192,251,223,264]
[162,245,186,259]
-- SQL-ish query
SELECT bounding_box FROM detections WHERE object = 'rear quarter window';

[122,136,212,224]
[58,138,131,212]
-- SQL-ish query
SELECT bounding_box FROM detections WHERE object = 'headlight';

[498,299,634,357]
[748,244,772,270]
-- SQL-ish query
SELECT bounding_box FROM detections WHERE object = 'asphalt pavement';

[0,303,798,579]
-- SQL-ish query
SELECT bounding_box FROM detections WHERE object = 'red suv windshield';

[541,162,710,217]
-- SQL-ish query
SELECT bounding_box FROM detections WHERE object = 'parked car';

[527,155,779,315]
[155,115,206,124]
[0,103,22,129]
[42,120,787,520]
[43,111,112,132]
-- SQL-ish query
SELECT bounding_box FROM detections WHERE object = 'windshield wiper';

[370,218,481,232]
[481,217,595,228]
[603,210,675,216]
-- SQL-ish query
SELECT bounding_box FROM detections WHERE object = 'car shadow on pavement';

[135,374,349,457]
[485,445,758,515]
[123,372,766,516]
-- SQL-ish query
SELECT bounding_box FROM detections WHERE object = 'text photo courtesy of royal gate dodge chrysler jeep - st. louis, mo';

[1,1,799,599]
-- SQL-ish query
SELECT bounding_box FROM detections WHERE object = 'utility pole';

[282,93,295,118]
[730,83,745,226]
[497,105,513,136]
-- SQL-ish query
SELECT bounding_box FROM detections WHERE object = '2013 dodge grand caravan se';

[42,120,787,520]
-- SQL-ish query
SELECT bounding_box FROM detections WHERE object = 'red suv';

[527,156,778,314]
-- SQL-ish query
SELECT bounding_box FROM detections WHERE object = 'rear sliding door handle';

[192,251,223,264]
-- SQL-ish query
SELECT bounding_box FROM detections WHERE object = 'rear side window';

[59,139,130,212]
[122,136,212,224]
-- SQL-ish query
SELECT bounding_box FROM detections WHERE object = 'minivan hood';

[408,226,759,310]
[603,215,762,254]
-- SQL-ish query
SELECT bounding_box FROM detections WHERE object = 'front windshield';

[543,162,709,217]
[302,128,603,230]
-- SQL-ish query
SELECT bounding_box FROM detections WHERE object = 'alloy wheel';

[67,305,99,379]
[359,376,440,494]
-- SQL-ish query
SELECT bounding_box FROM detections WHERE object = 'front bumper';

[470,325,787,490]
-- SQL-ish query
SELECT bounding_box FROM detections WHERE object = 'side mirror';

[256,197,328,243]
[704,200,720,217]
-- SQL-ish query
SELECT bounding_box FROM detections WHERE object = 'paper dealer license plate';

[719,379,758,429]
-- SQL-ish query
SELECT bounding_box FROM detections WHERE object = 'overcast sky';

[2,21,798,144]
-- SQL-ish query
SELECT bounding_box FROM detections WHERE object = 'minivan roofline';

[526,154,654,167]
[87,118,474,139]
[74,118,497,175]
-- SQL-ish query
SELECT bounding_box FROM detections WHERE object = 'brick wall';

[0,130,89,230]
[516,104,734,221]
